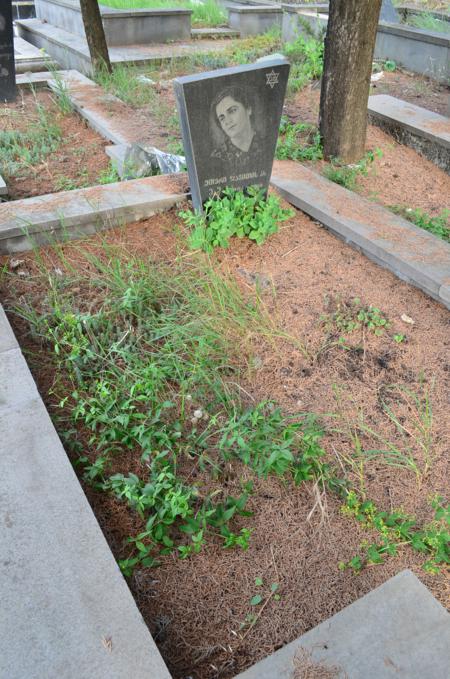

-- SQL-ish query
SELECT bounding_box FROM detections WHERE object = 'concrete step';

[270,160,450,310]
[0,306,172,679]
[234,569,450,679]
[13,35,55,73]
[191,26,239,39]
[0,173,187,253]
[15,18,233,75]
[368,94,450,173]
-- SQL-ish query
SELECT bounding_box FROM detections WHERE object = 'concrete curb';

[0,175,188,253]
[234,569,450,679]
[270,161,450,310]
[368,94,450,173]
[0,305,172,679]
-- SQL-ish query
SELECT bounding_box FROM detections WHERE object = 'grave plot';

[1,194,449,678]
[0,87,112,200]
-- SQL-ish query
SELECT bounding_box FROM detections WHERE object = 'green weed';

[389,206,449,243]
[276,116,323,162]
[339,491,449,574]
[14,247,326,573]
[98,0,227,26]
[323,149,383,191]
[180,187,294,252]
[0,95,62,178]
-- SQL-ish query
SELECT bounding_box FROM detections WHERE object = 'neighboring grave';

[380,0,399,23]
[0,0,16,102]
[174,58,289,211]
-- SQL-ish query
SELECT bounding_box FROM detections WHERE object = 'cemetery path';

[1,203,448,679]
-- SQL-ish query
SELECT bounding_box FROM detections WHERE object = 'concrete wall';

[228,6,283,37]
[35,0,192,46]
[281,5,327,41]
[375,23,450,82]
[281,5,450,83]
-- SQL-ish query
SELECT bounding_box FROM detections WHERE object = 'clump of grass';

[284,34,324,94]
[0,93,62,179]
[322,148,383,191]
[13,245,325,573]
[95,63,160,107]
[389,206,449,243]
[406,11,450,34]
[98,0,227,26]
[276,116,323,162]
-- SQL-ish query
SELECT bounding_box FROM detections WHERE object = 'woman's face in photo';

[215,96,252,141]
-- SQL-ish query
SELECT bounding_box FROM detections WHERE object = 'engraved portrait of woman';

[209,85,264,176]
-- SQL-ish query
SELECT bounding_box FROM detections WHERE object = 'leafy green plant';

[384,59,397,72]
[180,187,294,252]
[389,206,449,243]
[339,491,449,574]
[97,162,121,185]
[323,297,391,343]
[323,149,383,191]
[276,116,323,161]
[284,34,324,94]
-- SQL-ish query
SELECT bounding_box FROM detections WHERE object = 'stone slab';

[380,0,399,23]
[0,174,188,253]
[16,18,231,74]
[234,570,450,679]
[270,160,450,309]
[0,306,18,354]
[368,94,450,172]
[0,309,171,679]
[0,0,17,102]
[35,0,192,46]
[0,347,40,412]
[174,59,289,210]
[191,27,239,39]
[228,5,283,36]
[0,175,7,196]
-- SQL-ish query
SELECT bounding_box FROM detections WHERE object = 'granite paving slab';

[234,569,450,679]
[270,160,450,309]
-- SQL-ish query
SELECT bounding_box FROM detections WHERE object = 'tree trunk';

[79,0,112,74]
[319,0,382,163]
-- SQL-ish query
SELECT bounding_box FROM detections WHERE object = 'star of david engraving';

[265,69,279,89]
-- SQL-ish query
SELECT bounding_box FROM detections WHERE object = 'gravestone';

[174,58,290,211]
[380,0,399,23]
[0,0,16,102]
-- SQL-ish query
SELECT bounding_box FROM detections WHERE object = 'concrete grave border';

[0,305,172,679]
[270,160,450,310]
[368,94,450,173]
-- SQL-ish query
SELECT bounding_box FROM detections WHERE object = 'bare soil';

[0,89,111,200]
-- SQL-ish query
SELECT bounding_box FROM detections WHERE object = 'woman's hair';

[211,85,253,124]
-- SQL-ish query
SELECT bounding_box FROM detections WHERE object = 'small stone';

[193,409,203,419]
[401,313,415,325]
[9,258,24,270]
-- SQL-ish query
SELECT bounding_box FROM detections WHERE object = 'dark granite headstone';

[0,0,16,103]
[174,58,290,211]
[380,0,399,23]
